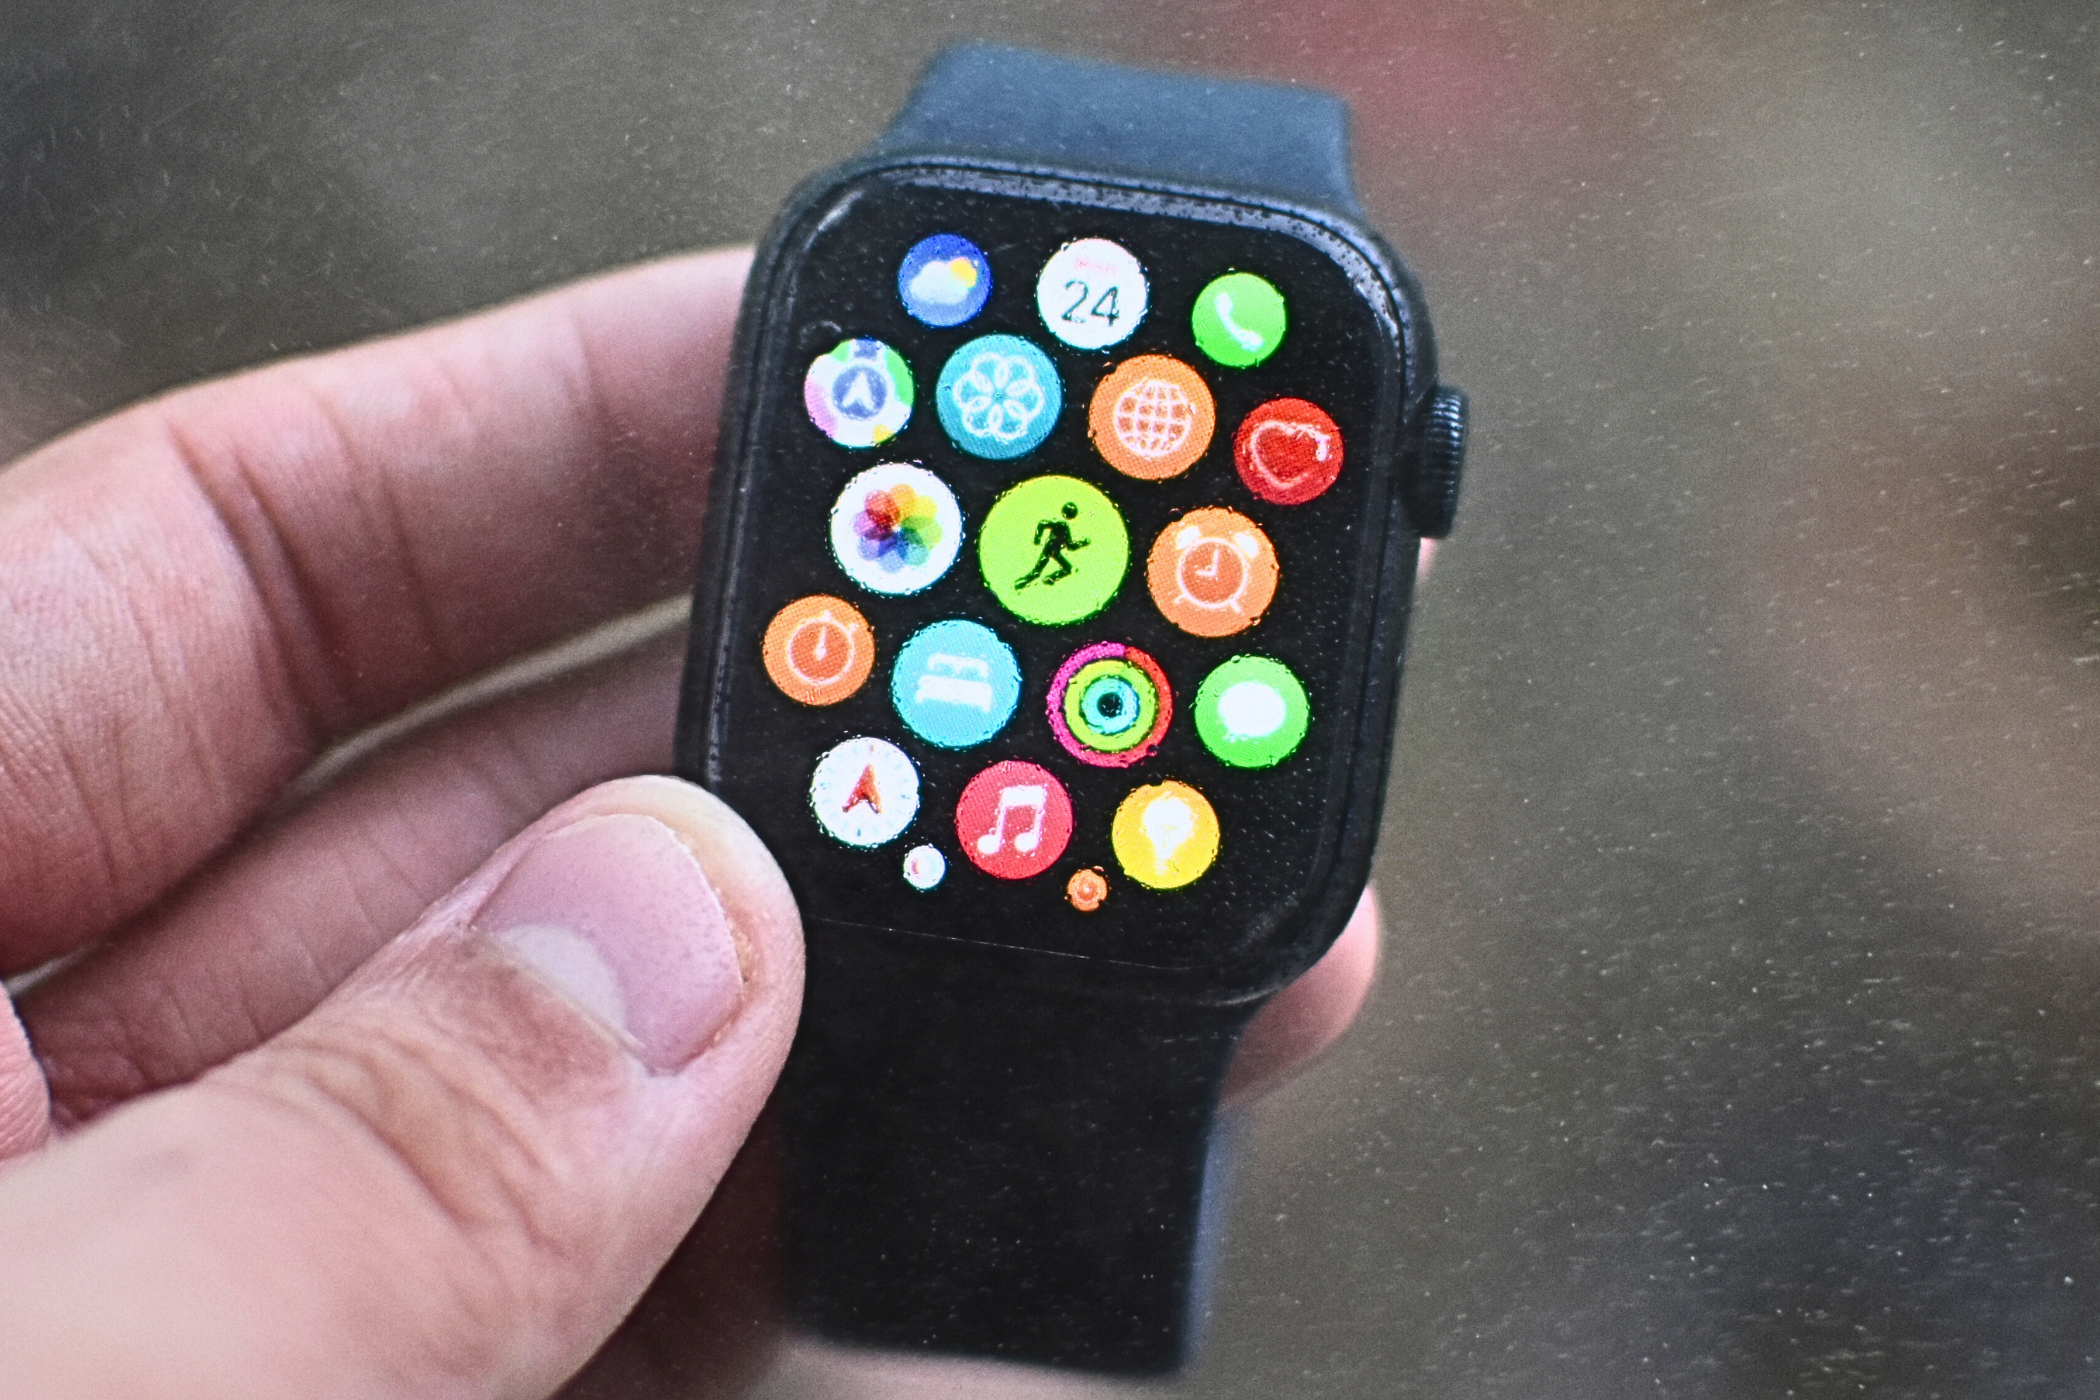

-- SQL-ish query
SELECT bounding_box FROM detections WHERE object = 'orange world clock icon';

[1088,355,1216,481]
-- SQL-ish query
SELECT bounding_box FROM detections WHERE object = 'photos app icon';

[828,463,964,596]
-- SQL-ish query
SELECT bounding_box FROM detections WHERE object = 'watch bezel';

[676,155,1431,1006]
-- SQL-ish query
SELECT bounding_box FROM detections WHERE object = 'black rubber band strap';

[869,43,1363,218]
[781,927,1256,1373]
[779,45,1362,1374]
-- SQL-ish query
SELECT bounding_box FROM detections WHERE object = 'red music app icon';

[1234,398,1344,506]
[955,760,1073,880]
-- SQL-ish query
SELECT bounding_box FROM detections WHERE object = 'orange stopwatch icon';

[763,595,875,705]
[1145,508,1279,637]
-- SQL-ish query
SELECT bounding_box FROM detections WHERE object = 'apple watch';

[675,44,1467,1373]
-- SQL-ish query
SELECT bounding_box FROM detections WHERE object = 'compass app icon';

[809,737,920,848]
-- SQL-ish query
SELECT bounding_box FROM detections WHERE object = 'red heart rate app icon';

[1234,398,1344,506]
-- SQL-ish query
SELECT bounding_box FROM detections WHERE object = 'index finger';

[0,249,748,970]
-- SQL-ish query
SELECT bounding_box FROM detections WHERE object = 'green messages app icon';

[978,476,1130,626]
[1191,272,1287,369]
[1194,655,1309,767]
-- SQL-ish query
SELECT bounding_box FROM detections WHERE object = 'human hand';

[0,249,1382,1399]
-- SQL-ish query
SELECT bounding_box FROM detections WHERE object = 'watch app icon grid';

[742,184,1389,948]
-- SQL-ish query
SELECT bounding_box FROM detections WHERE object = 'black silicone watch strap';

[869,43,1365,219]
[781,926,1257,1373]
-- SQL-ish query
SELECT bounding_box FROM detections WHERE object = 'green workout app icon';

[977,475,1130,626]
[1191,271,1287,368]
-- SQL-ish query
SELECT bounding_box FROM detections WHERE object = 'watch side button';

[1406,385,1468,539]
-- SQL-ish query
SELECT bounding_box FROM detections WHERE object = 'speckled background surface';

[3,4,2094,1396]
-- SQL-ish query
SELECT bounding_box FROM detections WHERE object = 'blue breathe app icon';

[937,334,1062,460]
[891,619,1023,748]
[899,234,993,327]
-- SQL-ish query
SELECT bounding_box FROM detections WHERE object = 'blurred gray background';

[3,2,2095,1396]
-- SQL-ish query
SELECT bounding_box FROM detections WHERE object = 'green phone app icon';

[977,475,1130,626]
[1191,271,1287,368]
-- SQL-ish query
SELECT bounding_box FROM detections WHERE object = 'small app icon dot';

[898,234,992,327]
[1235,398,1344,506]
[1066,867,1109,912]
[956,760,1073,881]
[1194,655,1310,768]
[1146,507,1279,637]
[1111,781,1221,890]
[978,475,1130,627]
[809,737,920,848]
[1037,238,1149,351]
[1191,272,1287,369]
[829,463,963,597]
[1047,641,1172,768]
[902,844,948,891]
[1089,356,1216,481]
[805,338,914,447]
[936,334,1062,460]
[762,595,875,706]
[891,619,1022,749]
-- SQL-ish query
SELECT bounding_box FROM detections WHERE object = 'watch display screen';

[691,167,1409,973]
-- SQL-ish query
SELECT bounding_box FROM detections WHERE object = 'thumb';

[0,775,802,1400]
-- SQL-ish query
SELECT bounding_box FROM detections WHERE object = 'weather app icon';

[891,619,1023,748]
[898,234,993,328]
[937,334,1062,460]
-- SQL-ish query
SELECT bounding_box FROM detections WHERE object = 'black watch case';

[676,157,1440,1007]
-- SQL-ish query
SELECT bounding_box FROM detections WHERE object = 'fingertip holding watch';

[676,43,1468,1374]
